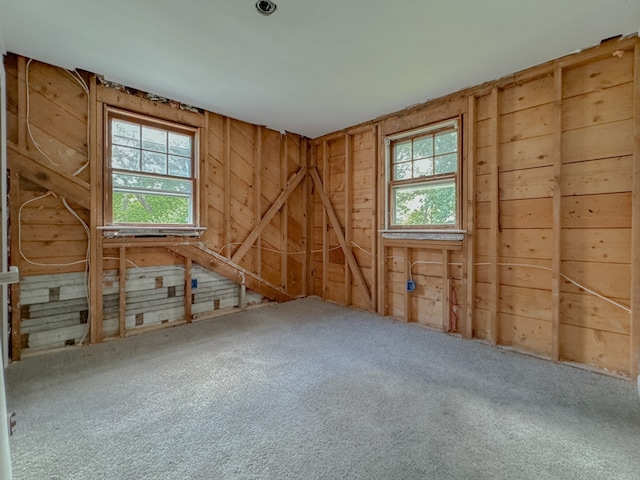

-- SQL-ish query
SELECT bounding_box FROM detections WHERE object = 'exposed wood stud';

[224,117,231,258]
[17,56,27,148]
[464,94,476,339]
[280,135,288,290]
[322,141,329,300]
[442,247,450,332]
[489,87,500,346]
[118,246,126,338]
[201,113,209,234]
[255,126,262,277]
[345,133,353,306]
[631,42,640,381]
[9,171,21,361]
[89,76,103,344]
[371,125,379,312]
[376,126,386,315]
[551,64,563,361]
[404,247,411,322]
[302,139,312,296]
[185,257,192,323]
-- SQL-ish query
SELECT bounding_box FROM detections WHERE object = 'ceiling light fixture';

[255,0,277,16]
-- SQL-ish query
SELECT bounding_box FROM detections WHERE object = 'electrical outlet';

[191,279,198,289]
[407,280,416,292]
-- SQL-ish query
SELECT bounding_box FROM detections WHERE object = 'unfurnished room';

[0,1,639,479]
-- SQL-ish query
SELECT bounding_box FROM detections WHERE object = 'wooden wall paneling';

[377,127,387,315]
[465,94,476,339]
[631,41,640,381]
[345,133,352,306]
[185,257,192,323]
[89,77,103,344]
[223,117,231,258]
[303,139,312,296]
[255,126,262,278]
[322,141,329,300]
[118,246,126,338]
[551,64,562,361]
[490,87,500,345]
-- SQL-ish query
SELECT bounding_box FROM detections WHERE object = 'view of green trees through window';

[388,120,459,228]
[108,111,196,225]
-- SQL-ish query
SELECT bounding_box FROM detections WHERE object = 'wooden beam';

[89,77,103,344]
[230,167,306,265]
[185,257,192,323]
[442,247,450,333]
[9,171,21,361]
[631,41,640,381]
[322,141,329,300]
[7,142,90,209]
[551,64,563,362]
[280,135,288,290]
[310,166,372,305]
[489,87,500,346]
[345,133,353,306]
[404,247,411,322]
[200,113,209,232]
[224,118,231,258]
[255,126,262,277]
[377,127,386,316]
[464,94,476,339]
[168,244,294,303]
[371,125,379,312]
[17,56,26,148]
[118,246,126,338]
[302,138,312,296]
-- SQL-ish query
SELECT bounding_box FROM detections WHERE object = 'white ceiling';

[1,0,638,138]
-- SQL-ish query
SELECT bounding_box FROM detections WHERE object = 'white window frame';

[384,118,463,236]
[103,107,205,237]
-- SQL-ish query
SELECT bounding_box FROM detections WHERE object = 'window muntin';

[106,109,198,226]
[387,119,460,229]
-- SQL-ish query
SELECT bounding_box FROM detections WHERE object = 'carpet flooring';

[5,297,640,479]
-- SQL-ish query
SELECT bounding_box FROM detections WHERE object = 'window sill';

[99,226,207,238]
[380,229,465,242]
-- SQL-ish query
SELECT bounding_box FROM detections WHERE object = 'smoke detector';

[256,0,277,16]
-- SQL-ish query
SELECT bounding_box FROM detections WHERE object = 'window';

[386,118,460,230]
[105,108,198,227]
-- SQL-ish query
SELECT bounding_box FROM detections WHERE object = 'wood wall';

[311,36,640,379]
[4,53,307,359]
[4,36,640,380]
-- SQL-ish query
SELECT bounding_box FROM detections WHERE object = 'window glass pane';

[112,120,140,148]
[168,132,192,157]
[412,158,433,178]
[113,172,191,194]
[112,145,140,171]
[394,140,412,163]
[434,153,457,174]
[169,155,191,177]
[393,180,456,226]
[112,191,191,224]
[142,126,167,153]
[413,136,433,159]
[394,162,411,180]
[142,151,167,175]
[434,130,457,154]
